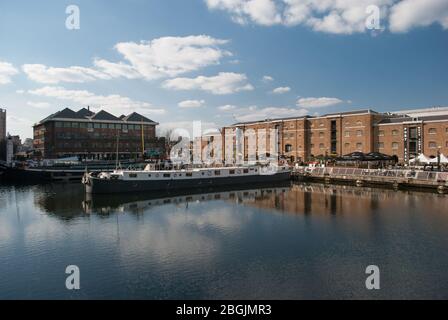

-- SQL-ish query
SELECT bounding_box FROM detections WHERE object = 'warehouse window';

[378,142,384,149]
[356,130,363,137]
[392,142,399,149]
[319,132,324,138]
[429,128,437,134]
[344,131,350,137]
[429,142,437,148]
[285,144,292,152]
[344,143,350,148]
[356,143,362,150]
[392,129,399,136]
[319,143,325,149]
[378,130,384,136]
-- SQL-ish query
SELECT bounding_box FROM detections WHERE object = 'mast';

[115,128,120,170]
[141,117,145,160]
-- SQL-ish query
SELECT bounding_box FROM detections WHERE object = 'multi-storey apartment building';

[33,107,164,159]
[0,108,6,141]
[222,108,448,164]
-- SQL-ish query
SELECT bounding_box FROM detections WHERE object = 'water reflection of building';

[31,181,447,220]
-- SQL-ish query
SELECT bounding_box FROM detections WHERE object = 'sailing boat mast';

[115,128,120,170]
[141,117,145,160]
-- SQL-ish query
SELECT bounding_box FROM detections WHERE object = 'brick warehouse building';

[33,107,165,159]
[220,107,448,164]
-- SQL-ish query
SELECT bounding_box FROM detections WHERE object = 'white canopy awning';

[429,154,448,164]
[409,154,431,164]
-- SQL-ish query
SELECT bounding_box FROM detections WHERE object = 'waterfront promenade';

[292,167,448,193]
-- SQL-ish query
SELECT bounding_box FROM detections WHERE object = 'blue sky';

[1,0,448,138]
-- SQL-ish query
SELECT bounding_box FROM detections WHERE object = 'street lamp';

[437,146,441,171]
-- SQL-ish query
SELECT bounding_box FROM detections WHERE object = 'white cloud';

[22,35,231,84]
[162,72,254,95]
[27,101,51,109]
[0,61,19,84]
[389,0,448,32]
[272,86,290,94]
[28,86,165,116]
[206,0,448,34]
[206,0,281,26]
[98,35,231,80]
[22,64,110,84]
[233,105,309,122]
[218,104,238,111]
[178,99,205,108]
[157,121,220,137]
[296,97,344,108]
[262,75,274,82]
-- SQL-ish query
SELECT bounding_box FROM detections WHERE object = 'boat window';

[186,172,193,177]
[163,173,170,178]
[202,172,205,175]
[243,169,249,173]
[229,170,235,174]
[214,170,221,175]
[148,174,151,177]
[129,173,137,178]
[250,168,254,171]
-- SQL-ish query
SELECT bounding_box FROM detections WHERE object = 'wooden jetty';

[291,167,448,194]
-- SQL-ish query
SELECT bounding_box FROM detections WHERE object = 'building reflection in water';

[29,181,448,221]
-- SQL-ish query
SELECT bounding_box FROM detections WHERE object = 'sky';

[0,0,448,139]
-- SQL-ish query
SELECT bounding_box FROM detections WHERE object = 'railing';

[296,167,448,182]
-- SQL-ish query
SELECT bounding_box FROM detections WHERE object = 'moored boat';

[0,160,145,182]
[82,165,291,194]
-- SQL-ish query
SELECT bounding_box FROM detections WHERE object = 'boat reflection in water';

[81,182,292,215]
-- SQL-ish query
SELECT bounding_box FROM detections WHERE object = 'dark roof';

[122,112,155,123]
[40,107,85,122]
[76,108,95,118]
[89,110,120,121]
[35,108,158,126]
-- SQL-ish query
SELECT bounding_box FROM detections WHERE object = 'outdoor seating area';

[334,152,398,168]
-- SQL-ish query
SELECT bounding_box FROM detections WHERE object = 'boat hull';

[85,171,291,194]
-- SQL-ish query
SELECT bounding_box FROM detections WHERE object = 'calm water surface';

[0,181,447,299]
